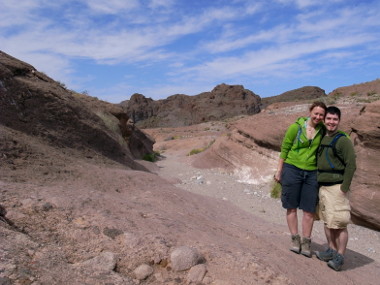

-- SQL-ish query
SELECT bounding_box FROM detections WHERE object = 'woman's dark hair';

[326,106,341,120]
[309,101,327,112]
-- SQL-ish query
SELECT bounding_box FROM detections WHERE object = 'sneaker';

[328,253,344,271]
[315,248,336,262]
[290,234,301,254]
[300,237,312,258]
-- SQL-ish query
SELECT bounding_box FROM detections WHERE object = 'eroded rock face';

[0,51,153,172]
[120,84,261,128]
[349,101,380,230]
[192,101,380,231]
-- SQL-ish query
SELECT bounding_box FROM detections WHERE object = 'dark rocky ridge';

[0,51,154,174]
[120,85,329,128]
[120,84,261,128]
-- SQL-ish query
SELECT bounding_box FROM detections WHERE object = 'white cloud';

[1,0,379,102]
[183,32,373,83]
[148,0,176,9]
[83,0,140,14]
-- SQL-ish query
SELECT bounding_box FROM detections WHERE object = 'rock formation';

[120,84,261,128]
[349,100,380,229]
[0,51,154,175]
[192,98,380,231]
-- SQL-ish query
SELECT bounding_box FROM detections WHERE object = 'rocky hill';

[329,79,380,97]
[260,86,327,107]
[120,84,261,128]
[0,51,154,181]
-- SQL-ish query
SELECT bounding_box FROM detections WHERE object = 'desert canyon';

[1,51,380,285]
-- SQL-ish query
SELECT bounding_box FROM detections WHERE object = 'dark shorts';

[281,163,319,213]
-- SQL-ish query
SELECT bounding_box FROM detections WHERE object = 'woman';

[274,101,326,257]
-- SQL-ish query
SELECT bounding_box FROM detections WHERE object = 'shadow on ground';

[312,242,374,271]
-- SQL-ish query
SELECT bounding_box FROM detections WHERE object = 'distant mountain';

[261,86,327,107]
[119,84,261,128]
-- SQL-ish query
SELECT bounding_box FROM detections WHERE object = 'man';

[316,106,356,271]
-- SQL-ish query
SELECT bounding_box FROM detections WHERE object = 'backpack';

[318,132,347,173]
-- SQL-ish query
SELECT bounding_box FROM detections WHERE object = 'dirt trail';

[156,151,380,268]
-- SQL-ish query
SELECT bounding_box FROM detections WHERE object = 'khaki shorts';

[318,184,351,229]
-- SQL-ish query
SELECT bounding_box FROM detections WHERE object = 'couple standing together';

[274,102,356,271]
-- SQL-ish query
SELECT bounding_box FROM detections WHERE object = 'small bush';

[142,152,160,162]
[270,181,282,199]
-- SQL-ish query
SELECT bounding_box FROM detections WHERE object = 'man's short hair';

[326,106,341,120]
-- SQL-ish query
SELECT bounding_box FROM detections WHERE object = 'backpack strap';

[330,133,346,166]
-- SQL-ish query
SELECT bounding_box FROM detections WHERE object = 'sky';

[1,0,379,103]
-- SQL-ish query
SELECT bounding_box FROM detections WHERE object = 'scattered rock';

[170,246,201,272]
[133,264,154,280]
[74,251,116,274]
[187,263,207,283]
[103,227,124,239]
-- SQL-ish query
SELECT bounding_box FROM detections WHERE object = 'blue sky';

[1,0,379,103]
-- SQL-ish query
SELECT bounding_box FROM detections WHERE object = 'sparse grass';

[270,181,282,199]
[188,148,204,156]
[187,139,215,156]
[367,90,377,96]
[322,92,342,105]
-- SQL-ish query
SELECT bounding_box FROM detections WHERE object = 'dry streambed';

[156,153,380,263]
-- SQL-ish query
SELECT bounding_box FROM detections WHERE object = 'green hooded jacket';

[280,117,325,171]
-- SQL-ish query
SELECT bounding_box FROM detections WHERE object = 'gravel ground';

[157,153,380,263]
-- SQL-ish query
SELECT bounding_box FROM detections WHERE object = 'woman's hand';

[274,171,281,183]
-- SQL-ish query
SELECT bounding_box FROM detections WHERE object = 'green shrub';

[270,181,282,199]
[142,152,160,162]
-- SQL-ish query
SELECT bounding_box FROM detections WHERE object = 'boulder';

[349,100,380,230]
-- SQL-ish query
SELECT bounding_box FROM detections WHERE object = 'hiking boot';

[290,234,301,254]
[300,237,312,257]
[315,248,336,262]
[328,253,344,271]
